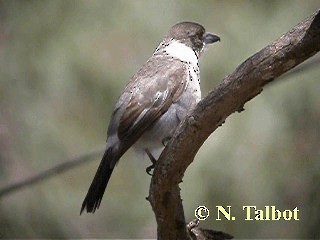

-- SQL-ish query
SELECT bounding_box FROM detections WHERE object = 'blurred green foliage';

[0,0,319,238]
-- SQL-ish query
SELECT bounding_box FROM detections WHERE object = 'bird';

[81,22,220,214]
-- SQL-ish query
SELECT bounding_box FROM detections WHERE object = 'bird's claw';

[162,136,171,146]
[145,149,157,176]
[146,164,155,176]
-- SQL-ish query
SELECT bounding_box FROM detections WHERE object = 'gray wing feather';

[107,56,187,145]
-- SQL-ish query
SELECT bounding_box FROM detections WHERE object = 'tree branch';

[0,147,103,198]
[149,9,320,240]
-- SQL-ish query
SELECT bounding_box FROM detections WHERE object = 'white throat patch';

[162,41,199,66]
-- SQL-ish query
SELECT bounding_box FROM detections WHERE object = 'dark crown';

[168,22,206,40]
[167,22,206,51]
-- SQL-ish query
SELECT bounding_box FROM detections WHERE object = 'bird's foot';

[162,136,171,146]
[145,149,157,176]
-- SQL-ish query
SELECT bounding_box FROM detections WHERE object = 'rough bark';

[148,9,320,240]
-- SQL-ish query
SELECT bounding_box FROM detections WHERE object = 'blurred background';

[0,0,319,238]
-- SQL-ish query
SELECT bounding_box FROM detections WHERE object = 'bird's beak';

[203,32,220,44]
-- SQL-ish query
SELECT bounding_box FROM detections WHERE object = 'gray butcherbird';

[81,22,220,214]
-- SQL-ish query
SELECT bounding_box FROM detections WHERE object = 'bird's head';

[167,22,220,56]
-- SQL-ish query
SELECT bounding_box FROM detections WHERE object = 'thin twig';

[0,147,104,198]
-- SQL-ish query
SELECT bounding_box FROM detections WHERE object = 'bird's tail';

[80,147,117,214]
